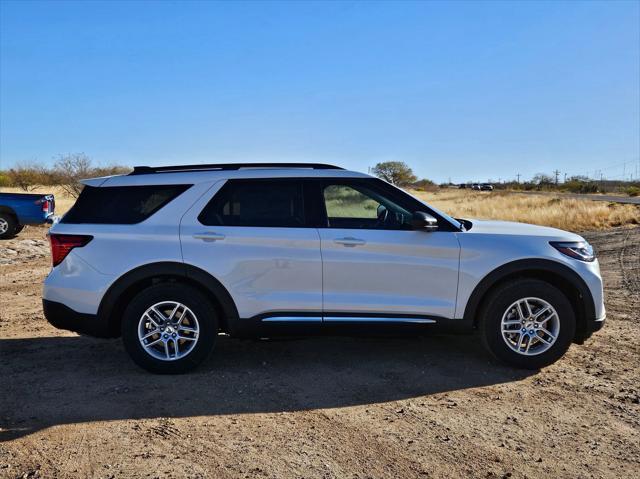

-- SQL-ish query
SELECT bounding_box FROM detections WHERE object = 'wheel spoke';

[167,303,180,321]
[144,313,160,328]
[178,326,198,334]
[176,308,187,325]
[178,334,197,341]
[533,306,551,320]
[540,327,556,340]
[515,302,526,320]
[172,338,180,355]
[145,337,162,347]
[142,330,159,340]
[525,336,532,353]
[503,320,522,327]
[535,332,552,345]
[538,312,556,326]
[164,341,171,359]
[516,333,526,351]
[150,307,167,323]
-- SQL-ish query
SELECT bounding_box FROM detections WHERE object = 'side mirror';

[411,211,438,231]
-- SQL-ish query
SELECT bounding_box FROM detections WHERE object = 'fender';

[462,258,595,324]
[97,261,239,335]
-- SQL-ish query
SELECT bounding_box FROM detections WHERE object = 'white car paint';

[43,167,605,329]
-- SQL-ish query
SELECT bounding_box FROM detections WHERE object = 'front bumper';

[43,299,112,337]
[575,313,606,344]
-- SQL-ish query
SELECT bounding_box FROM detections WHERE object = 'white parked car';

[43,163,605,373]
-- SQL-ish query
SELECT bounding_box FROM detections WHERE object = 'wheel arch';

[0,205,18,220]
[97,261,239,337]
[463,259,595,343]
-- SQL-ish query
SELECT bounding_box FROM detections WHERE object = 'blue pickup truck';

[0,192,56,239]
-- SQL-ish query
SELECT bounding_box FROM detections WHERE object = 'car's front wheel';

[122,283,218,374]
[479,279,576,369]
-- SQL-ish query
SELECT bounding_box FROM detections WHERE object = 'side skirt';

[228,312,473,338]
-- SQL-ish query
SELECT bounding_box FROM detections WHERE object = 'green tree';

[372,161,417,187]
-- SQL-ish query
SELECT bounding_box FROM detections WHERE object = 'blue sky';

[1,0,638,183]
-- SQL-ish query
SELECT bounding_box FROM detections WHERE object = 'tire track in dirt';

[619,227,640,299]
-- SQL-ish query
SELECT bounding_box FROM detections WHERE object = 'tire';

[0,213,17,239]
[479,279,576,369]
[121,283,218,374]
[13,224,25,235]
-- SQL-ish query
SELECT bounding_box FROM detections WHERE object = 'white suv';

[43,163,605,373]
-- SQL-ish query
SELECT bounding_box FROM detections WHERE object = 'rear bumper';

[43,299,112,338]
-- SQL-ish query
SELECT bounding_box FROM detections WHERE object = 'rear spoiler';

[80,176,114,187]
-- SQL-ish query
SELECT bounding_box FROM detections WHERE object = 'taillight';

[49,234,93,267]
[41,199,50,213]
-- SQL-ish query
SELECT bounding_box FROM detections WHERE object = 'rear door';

[180,179,323,326]
[317,178,460,321]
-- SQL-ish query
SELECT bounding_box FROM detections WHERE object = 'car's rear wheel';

[479,279,576,369]
[0,213,17,239]
[122,283,218,374]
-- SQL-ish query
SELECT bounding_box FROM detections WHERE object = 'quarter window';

[199,180,306,227]
[61,184,191,224]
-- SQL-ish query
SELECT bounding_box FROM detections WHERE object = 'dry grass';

[413,189,639,231]
[2,185,637,232]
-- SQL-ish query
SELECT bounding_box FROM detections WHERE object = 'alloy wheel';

[501,297,560,356]
[138,301,200,361]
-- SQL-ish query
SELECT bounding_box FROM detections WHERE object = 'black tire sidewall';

[480,279,576,369]
[0,213,17,239]
[121,283,218,374]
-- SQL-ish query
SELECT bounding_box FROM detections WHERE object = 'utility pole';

[516,173,520,184]
[564,173,567,183]
[553,169,560,185]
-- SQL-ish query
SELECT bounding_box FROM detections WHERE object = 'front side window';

[199,180,306,227]
[322,183,412,229]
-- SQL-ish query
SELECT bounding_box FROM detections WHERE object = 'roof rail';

[129,163,344,175]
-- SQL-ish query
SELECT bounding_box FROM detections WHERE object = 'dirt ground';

[1,226,638,479]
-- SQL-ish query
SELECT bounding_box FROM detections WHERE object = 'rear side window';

[62,184,190,224]
[198,180,305,227]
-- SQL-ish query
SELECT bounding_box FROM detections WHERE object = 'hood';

[462,219,584,242]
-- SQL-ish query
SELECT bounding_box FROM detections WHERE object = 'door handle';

[193,232,226,242]
[334,237,366,247]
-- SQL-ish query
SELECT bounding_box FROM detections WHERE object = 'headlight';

[550,241,596,262]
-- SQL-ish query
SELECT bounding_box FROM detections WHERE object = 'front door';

[317,179,460,321]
